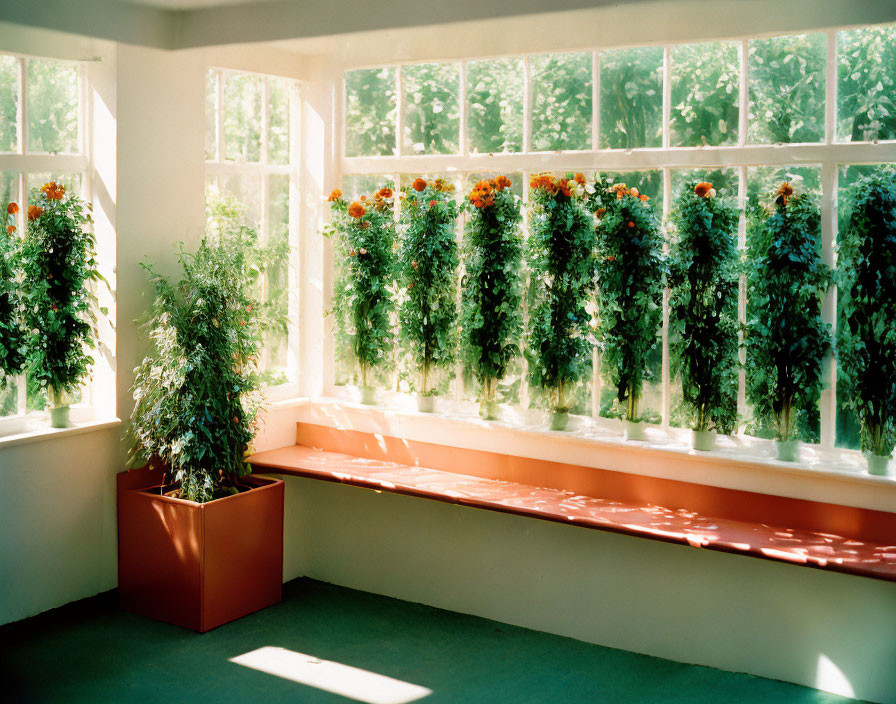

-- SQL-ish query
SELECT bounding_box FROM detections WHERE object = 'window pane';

[223,73,263,162]
[670,41,739,147]
[837,25,896,142]
[0,55,18,153]
[748,34,825,145]
[671,167,738,198]
[746,165,821,202]
[26,58,79,154]
[345,67,397,157]
[27,172,82,202]
[530,52,592,152]
[341,174,394,201]
[599,47,663,149]
[835,163,894,449]
[466,58,524,154]
[402,63,460,155]
[205,70,217,160]
[217,172,261,230]
[601,169,663,210]
[268,77,291,165]
[264,174,291,383]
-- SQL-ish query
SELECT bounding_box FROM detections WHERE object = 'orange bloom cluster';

[28,205,43,220]
[432,178,454,193]
[7,202,17,215]
[468,175,513,209]
[774,181,794,205]
[607,182,649,202]
[328,188,342,202]
[412,178,427,192]
[530,173,577,197]
[376,187,393,199]
[6,225,14,235]
[348,202,366,219]
[40,181,65,200]
[694,182,714,198]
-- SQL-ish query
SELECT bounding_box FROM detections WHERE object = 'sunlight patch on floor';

[230,646,432,704]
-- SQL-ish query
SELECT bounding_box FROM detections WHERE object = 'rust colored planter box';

[117,466,284,632]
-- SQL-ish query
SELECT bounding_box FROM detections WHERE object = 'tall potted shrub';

[592,180,665,440]
[326,187,395,404]
[20,182,104,428]
[121,228,283,632]
[836,169,896,475]
[461,175,523,420]
[745,182,831,462]
[527,173,596,431]
[0,202,26,397]
[398,178,459,413]
[668,181,740,451]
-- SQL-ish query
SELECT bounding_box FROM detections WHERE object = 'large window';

[0,52,89,427]
[337,24,896,453]
[205,68,299,390]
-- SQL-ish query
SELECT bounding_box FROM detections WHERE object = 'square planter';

[117,466,284,632]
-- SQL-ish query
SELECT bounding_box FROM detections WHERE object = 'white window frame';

[332,23,896,460]
[0,51,93,434]
[205,67,302,402]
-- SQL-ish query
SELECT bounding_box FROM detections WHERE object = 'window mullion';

[216,70,224,162]
[820,161,838,448]
[662,47,671,150]
[459,61,467,157]
[522,56,531,155]
[737,165,748,432]
[591,51,599,151]
[18,57,26,155]
[738,39,749,147]
[395,66,403,158]
[661,166,671,427]
[825,30,837,145]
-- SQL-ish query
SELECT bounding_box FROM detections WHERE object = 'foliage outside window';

[835,169,896,472]
[461,175,523,419]
[748,33,825,144]
[527,173,596,429]
[530,53,592,152]
[345,67,397,157]
[837,25,896,143]
[128,232,264,503]
[21,182,104,425]
[599,47,663,150]
[466,58,524,154]
[397,178,459,408]
[591,180,665,432]
[744,183,831,459]
[668,182,740,441]
[326,188,395,400]
[402,62,460,155]
[670,41,740,147]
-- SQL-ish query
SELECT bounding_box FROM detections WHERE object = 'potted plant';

[668,182,740,451]
[461,175,523,420]
[0,202,26,399]
[325,187,395,405]
[836,169,896,475]
[19,182,104,428]
[592,180,665,440]
[744,182,831,462]
[398,178,459,413]
[527,173,596,431]
[122,228,283,632]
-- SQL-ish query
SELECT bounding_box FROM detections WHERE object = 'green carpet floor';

[0,578,866,704]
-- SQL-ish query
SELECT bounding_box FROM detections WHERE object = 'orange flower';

[694,182,713,198]
[6,202,17,215]
[378,187,393,199]
[28,205,43,220]
[607,255,615,262]
[49,186,65,200]
[40,182,56,194]
[639,194,649,202]
[495,175,512,191]
[629,187,640,198]
[328,188,342,202]
[627,221,635,228]
[774,181,795,205]
[429,199,437,207]
[574,172,586,185]
[348,202,366,219]
[595,208,606,217]
[412,178,427,192]
[6,225,14,234]
[558,178,571,197]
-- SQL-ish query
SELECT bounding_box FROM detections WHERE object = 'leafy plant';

[670,41,739,147]
[836,169,896,458]
[325,187,395,389]
[0,202,26,390]
[744,183,831,442]
[20,182,104,409]
[129,231,264,503]
[461,175,523,410]
[466,59,524,153]
[398,178,459,396]
[591,180,665,422]
[668,182,740,432]
[526,173,596,415]
[837,25,896,142]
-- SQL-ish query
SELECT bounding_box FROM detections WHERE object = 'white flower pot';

[550,410,570,431]
[691,429,716,452]
[866,453,891,476]
[776,439,799,462]
[624,420,646,441]
[360,386,377,405]
[417,395,435,413]
[49,406,71,429]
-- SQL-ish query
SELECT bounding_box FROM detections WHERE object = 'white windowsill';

[259,389,896,515]
[0,416,122,450]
